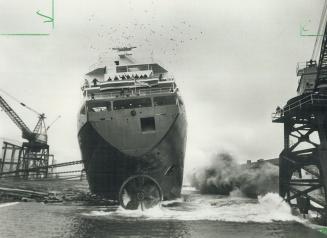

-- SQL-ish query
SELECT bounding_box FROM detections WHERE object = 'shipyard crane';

[0,90,51,178]
[272,0,327,224]
[0,91,48,150]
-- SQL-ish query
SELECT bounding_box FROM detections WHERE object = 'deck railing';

[296,61,317,76]
[85,87,176,101]
[83,75,174,89]
[272,93,327,120]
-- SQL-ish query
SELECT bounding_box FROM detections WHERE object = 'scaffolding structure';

[0,141,54,179]
[0,142,21,175]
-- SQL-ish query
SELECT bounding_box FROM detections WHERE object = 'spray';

[190,153,278,198]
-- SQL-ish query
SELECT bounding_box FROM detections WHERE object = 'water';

[0,191,325,238]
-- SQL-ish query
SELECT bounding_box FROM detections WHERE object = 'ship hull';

[78,111,187,200]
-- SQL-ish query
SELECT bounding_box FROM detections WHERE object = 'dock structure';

[273,93,327,221]
[272,3,327,223]
[243,158,279,169]
[0,93,51,179]
[0,143,83,179]
[0,141,53,179]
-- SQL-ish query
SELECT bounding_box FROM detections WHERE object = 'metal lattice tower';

[272,4,327,223]
[273,94,327,222]
[0,94,50,179]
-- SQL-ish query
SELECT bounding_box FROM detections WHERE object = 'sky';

[0,0,325,176]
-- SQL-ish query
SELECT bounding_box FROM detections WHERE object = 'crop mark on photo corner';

[0,0,55,36]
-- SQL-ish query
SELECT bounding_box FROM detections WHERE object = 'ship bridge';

[82,47,176,101]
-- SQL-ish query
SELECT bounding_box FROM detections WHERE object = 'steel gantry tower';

[273,3,327,223]
[0,92,50,179]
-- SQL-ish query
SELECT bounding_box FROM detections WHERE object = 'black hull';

[78,113,187,200]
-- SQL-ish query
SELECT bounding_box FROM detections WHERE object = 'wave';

[82,193,302,223]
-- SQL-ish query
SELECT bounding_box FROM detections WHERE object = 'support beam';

[274,93,327,224]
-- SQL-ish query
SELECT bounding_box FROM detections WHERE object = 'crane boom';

[0,96,33,140]
[0,88,41,115]
[316,24,327,87]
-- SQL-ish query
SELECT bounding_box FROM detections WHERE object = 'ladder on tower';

[316,4,327,86]
[317,30,327,84]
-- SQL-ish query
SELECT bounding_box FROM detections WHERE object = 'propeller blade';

[126,199,140,210]
[119,175,162,210]
[143,184,161,208]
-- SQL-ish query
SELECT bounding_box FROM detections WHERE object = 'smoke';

[190,153,278,198]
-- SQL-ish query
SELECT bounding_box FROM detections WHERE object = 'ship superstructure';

[78,47,187,209]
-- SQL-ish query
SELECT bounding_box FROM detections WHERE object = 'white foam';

[82,193,302,223]
[83,210,110,216]
[0,202,19,208]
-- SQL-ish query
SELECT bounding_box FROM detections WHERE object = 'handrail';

[296,61,317,75]
[85,87,176,101]
[272,93,327,120]
[83,76,174,90]
[296,62,307,75]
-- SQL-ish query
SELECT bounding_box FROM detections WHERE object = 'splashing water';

[189,153,279,198]
[82,192,302,223]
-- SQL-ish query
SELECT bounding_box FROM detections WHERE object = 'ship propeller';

[119,175,163,210]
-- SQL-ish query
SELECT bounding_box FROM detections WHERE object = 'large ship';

[77,47,187,209]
